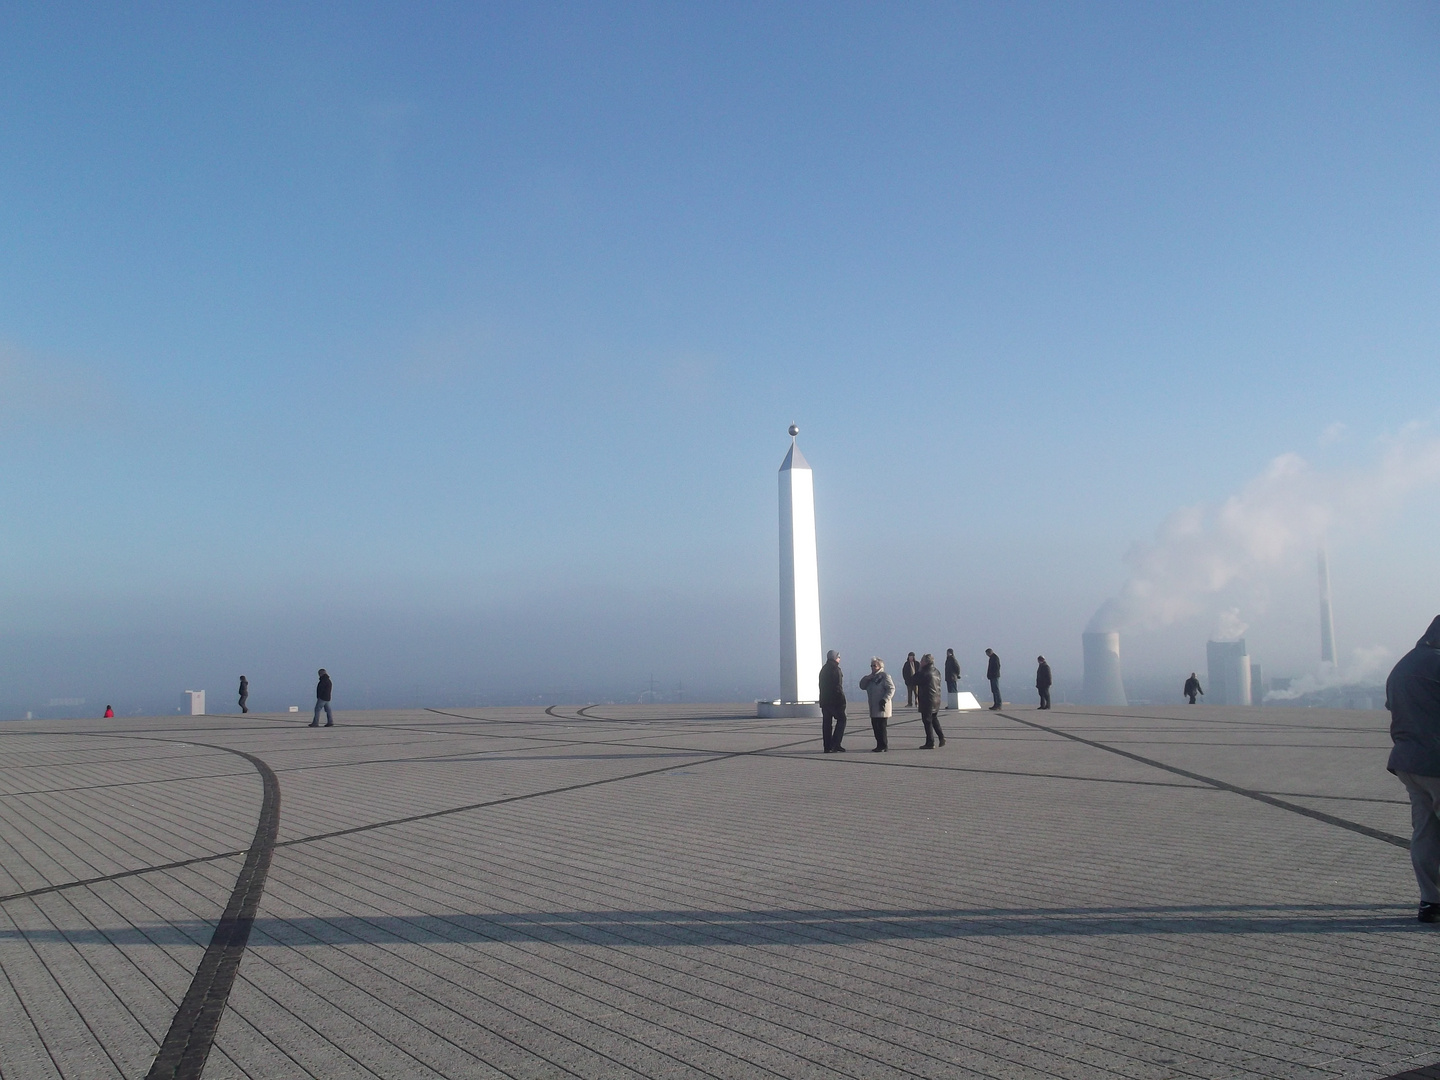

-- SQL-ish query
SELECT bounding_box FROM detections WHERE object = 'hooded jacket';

[1036,661,1052,690]
[986,652,1001,680]
[1387,616,1440,776]
[317,673,333,702]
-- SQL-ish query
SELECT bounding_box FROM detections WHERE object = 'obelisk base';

[756,700,823,718]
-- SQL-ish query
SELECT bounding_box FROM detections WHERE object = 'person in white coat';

[859,658,896,752]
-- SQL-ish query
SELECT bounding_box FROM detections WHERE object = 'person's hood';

[1419,615,1440,648]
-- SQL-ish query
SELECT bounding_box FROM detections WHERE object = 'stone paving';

[2,701,1439,1079]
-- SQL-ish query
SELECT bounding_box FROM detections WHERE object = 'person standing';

[859,658,895,752]
[1184,673,1203,704]
[238,675,249,714]
[944,649,961,705]
[818,650,847,753]
[916,653,945,748]
[103,705,114,718]
[985,648,1002,710]
[902,652,919,707]
[310,668,334,727]
[1386,615,1440,922]
[1035,657,1052,710]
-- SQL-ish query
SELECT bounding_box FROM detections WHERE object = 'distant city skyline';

[2,4,1438,717]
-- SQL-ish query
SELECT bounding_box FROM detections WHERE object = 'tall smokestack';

[1082,631,1128,706]
[1318,547,1337,665]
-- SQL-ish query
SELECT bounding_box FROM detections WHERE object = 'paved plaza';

[2,701,1439,1079]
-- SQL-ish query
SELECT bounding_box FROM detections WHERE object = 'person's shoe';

[308,720,318,727]
[1419,902,1440,923]
[834,746,846,752]
[989,704,1002,710]
[872,747,884,752]
[324,721,334,727]
[920,743,935,749]
[937,734,946,747]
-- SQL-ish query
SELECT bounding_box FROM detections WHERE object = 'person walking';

[818,650,847,753]
[1184,673,1203,704]
[902,652,919,707]
[944,649,962,705]
[238,675,249,714]
[1386,615,1440,922]
[916,652,945,748]
[103,705,114,718]
[859,658,895,752]
[985,648,1003,710]
[1036,657,1052,709]
[310,669,334,727]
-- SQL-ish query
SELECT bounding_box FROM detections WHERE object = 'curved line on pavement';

[145,746,280,1080]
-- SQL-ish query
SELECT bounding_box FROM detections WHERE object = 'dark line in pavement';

[998,712,1409,849]
[275,734,814,850]
[0,849,249,905]
[146,747,280,1080]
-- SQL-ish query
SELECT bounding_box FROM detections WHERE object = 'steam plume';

[1088,428,1440,634]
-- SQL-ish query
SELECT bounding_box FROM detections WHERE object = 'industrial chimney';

[1081,631,1128,706]
[1318,547,1337,666]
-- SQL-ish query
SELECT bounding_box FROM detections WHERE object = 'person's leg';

[832,706,846,751]
[930,710,944,746]
[1399,772,1440,907]
[919,712,935,747]
[310,700,321,726]
[871,715,885,750]
[239,694,248,714]
[821,707,835,752]
[990,678,1002,709]
[323,701,333,726]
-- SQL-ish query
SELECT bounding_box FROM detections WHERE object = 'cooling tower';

[1318,548,1336,665]
[1081,631,1128,706]
[1206,639,1252,706]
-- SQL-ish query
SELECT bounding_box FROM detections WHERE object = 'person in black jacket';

[1035,657,1052,709]
[1184,673,1203,704]
[818,650,847,753]
[916,653,945,749]
[902,653,919,707]
[238,675,249,714]
[310,668,334,727]
[1387,615,1440,921]
[944,649,961,703]
[985,648,1002,710]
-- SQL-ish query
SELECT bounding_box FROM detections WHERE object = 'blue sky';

[2,3,1438,714]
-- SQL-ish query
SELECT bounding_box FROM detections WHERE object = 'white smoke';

[1088,426,1440,634]
[1264,643,1395,699]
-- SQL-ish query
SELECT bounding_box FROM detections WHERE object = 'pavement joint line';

[997,711,1410,849]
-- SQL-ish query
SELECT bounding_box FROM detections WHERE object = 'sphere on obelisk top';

[759,424,824,717]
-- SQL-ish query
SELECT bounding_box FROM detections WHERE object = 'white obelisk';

[763,424,823,717]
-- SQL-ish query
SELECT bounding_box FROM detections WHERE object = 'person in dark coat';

[238,675,249,714]
[1387,615,1440,921]
[915,653,945,748]
[944,649,962,700]
[902,653,919,707]
[1184,673,1203,704]
[1035,657,1052,710]
[985,648,1002,710]
[859,658,895,752]
[818,650,847,753]
[310,668,334,727]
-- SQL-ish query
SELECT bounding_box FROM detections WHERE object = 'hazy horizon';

[3,4,1438,720]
